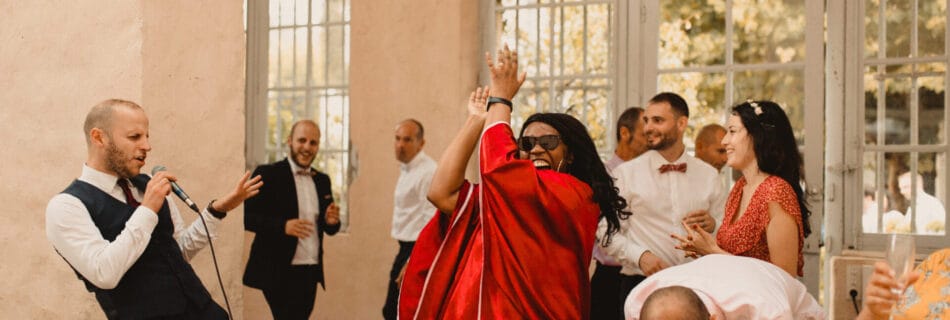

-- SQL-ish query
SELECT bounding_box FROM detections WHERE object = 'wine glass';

[884,233,916,294]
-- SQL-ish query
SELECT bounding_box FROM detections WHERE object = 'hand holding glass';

[884,233,916,294]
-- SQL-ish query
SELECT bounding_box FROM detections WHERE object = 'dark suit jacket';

[243,158,341,291]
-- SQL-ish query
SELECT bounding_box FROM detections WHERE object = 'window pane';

[885,0,912,58]
[310,26,326,86]
[864,65,880,145]
[883,75,911,145]
[658,72,727,143]
[311,0,326,24]
[864,0,880,58]
[328,0,344,22]
[862,151,884,233]
[734,69,805,144]
[918,0,946,57]
[278,0,296,27]
[295,0,308,25]
[587,4,611,74]
[732,0,805,64]
[585,86,610,150]
[327,25,345,86]
[919,75,945,145]
[659,0,726,68]
[269,29,281,87]
[883,152,912,233]
[905,153,947,235]
[294,27,308,86]
[517,8,540,77]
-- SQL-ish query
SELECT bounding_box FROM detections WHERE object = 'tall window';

[655,0,809,146]
[860,0,947,237]
[247,0,352,229]
[492,0,615,151]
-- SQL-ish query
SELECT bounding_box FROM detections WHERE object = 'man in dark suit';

[243,120,341,319]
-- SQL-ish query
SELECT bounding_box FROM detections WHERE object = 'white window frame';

[835,0,950,253]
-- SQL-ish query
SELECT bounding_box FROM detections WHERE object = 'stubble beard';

[106,141,136,179]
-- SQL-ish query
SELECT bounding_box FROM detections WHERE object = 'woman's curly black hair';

[519,113,632,245]
[731,101,812,237]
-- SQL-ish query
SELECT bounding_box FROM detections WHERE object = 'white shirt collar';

[80,164,125,191]
[287,158,311,175]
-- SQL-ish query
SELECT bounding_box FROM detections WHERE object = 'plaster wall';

[0,0,246,318]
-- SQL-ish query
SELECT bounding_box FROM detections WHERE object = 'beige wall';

[2,0,480,319]
[0,0,246,318]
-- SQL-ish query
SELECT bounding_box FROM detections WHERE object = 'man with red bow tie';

[595,92,727,305]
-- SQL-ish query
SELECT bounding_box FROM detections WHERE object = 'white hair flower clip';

[748,100,763,115]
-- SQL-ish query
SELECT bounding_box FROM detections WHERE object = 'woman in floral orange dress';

[673,100,812,277]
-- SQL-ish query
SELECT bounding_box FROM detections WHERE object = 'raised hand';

[468,86,490,118]
[485,44,527,100]
[212,171,264,213]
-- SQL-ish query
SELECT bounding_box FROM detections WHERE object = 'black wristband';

[207,199,227,219]
[486,96,513,111]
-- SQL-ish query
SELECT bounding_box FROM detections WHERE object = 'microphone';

[151,165,200,213]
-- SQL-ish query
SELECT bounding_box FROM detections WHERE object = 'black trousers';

[383,241,415,320]
[589,262,624,320]
[619,273,648,309]
[96,292,227,320]
[263,264,320,320]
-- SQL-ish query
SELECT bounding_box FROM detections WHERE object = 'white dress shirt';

[597,150,727,276]
[45,165,222,289]
[392,151,437,242]
[288,159,321,265]
[624,255,825,320]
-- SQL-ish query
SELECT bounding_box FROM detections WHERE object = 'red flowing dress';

[399,122,601,319]
[715,175,805,276]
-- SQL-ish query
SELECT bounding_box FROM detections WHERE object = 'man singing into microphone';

[46,99,263,319]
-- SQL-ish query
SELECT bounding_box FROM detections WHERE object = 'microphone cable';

[194,208,233,319]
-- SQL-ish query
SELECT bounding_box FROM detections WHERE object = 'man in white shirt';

[898,172,946,235]
[383,119,438,320]
[593,106,647,320]
[46,99,262,319]
[625,255,825,320]
[597,92,727,299]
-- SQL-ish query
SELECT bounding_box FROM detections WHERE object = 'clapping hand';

[468,86,490,118]
[485,44,526,100]
[672,220,722,258]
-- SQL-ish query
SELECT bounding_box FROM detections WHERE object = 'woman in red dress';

[673,100,812,277]
[398,46,630,319]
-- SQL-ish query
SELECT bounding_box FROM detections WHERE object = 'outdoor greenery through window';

[493,0,614,151]
[656,0,807,147]
[261,0,351,228]
[861,0,947,236]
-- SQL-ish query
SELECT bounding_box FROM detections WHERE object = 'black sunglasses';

[518,135,561,151]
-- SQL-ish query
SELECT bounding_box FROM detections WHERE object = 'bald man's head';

[84,99,143,146]
[640,286,711,320]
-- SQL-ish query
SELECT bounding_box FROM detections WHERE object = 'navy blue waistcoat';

[60,174,212,319]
